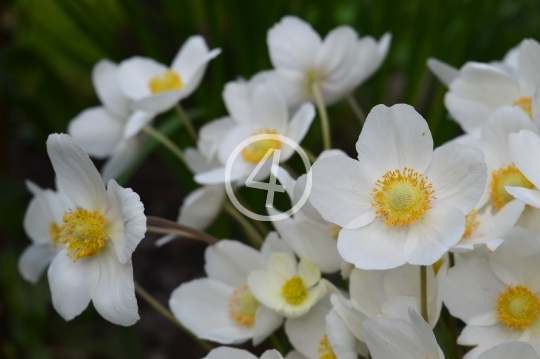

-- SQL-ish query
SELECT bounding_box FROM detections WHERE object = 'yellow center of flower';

[59,208,107,261]
[148,70,184,94]
[281,276,308,305]
[490,164,534,210]
[328,225,341,240]
[228,284,260,327]
[241,129,282,163]
[371,168,434,226]
[49,222,61,249]
[512,97,533,118]
[318,334,337,359]
[463,210,480,238]
[496,285,540,330]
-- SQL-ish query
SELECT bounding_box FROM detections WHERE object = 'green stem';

[270,334,284,355]
[134,282,212,352]
[347,94,366,125]
[142,125,184,162]
[235,193,269,236]
[301,146,317,164]
[420,265,428,322]
[311,82,331,150]
[175,103,198,142]
[223,201,264,248]
[449,252,455,268]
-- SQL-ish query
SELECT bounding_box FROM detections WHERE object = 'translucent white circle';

[224,134,312,221]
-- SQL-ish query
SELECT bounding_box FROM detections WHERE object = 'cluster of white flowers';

[18,13,540,359]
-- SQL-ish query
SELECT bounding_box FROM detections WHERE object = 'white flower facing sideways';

[118,35,221,114]
[506,130,540,209]
[45,134,146,326]
[248,252,327,319]
[267,15,391,108]
[68,59,154,181]
[169,240,283,345]
[310,104,487,269]
[203,347,284,359]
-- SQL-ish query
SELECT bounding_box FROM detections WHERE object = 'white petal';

[509,130,540,188]
[179,186,225,230]
[92,59,131,119]
[458,322,521,348]
[47,249,100,321]
[251,83,288,134]
[297,257,321,288]
[285,305,328,359]
[68,107,124,158]
[203,347,258,359]
[18,244,55,283]
[46,133,107,212]
[101,136,142,182]
[284,103,315,146]
[506,187,540,209]
[326,309,360,359]
[103,180,146,264]
[261,350,285,359]
[424,143,487,214]
[310,156,375,229]
[404,205,465,265]
[223,80,251,124]
[267,252,297,284]
[132,91,182,114]
[198,117,235,161]
[330,295,369,341]
[349,268,387,316]
[253,306,284,345]
[248,271,285,311]
[205,240,263,287]
[267,16,321,71]
[477,342,540,359]
[356,104,433,178]
[427,58,459,87]
[338,220,407,270]
[123,111,154,139]
[118,57,167,100]
[444,93,492,136]
[517,39,540,94]
[260,231,295,264]
[23,189,57,244]
[91,245,138,326]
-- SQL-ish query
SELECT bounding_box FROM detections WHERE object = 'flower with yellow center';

[241,129,282,164]
[169,240,283,345]
[248,252,326,318]
[311,104,487,269]
[148,70,184,94]
[497,285,540,330]
[490,164,534,210]
[45,134,146,326]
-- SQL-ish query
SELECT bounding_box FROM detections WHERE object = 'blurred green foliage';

[2,0,540,357]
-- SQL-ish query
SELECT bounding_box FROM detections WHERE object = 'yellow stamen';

[228,284,260,327]
[318,334,337,359]
[512,97,532,118]
[463,210,480,238]
[281,276,308,305]
[371,167,434,226]
[496,285,540,330]
[432,257,444,275]
[59,208,107,261]
[148,70,184,94]
[241,129,281,164]
[490,164,534,210]
[328,225,341,240]
[49,222,61,249]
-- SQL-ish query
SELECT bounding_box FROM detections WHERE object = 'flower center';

[49,222,61,249]
[281,276,308,305]
[318,334,337,359]
[512,97,532,118]
[148,70,184,94]
[371,168,434,226]
[59,208,107,261]
[490,164,534,210]
[463,210,480,238]
[241,129,282,164]
[228,284,260,327]
[496,285,540,330]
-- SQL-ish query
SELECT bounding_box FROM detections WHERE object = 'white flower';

[267,16,391,108]
[45,134,146,326]
[203,347,284,359]
[310,104,487,269]
[118,35,221,114]
[443,228,540,358]
[195,82,315,185]
[362,308,445,359]
[429,39,540,136]
[169,240,282,345]
[68,59,153,181]
[248,252,327,318]
[477,342,540,359]
[506,130,540,209]
[18,180,67,283]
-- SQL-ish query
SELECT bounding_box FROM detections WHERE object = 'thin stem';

[223,201,264,248]
[134,282,212,352]
[146,216,217,245]
[175,103,198,142]
[449,252,455,268]
[147,225,198,239]
[270,334,284,355]
[142,125,184,162]
[235,193,269,236]
[347,94,366,125]
[420,265,428,322]
[311,82,331,150]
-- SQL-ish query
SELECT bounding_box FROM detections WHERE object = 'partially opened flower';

[169,240,282,345]
[506,130,540,209]
[118,36,221,114]
[45,134,146,326]
[203,347,284,359]
[267,16,391,108]
[310,104,487,269]
[248,252,327,318]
